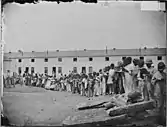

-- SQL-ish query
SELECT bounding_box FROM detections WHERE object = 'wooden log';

[128,91,141,100]
[63,109,129,127]
[127,91,142,104]
[77,100,109,110]
[106,100,156,117]
[104,102,116,110]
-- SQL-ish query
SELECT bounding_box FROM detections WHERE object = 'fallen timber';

[62,108,159,127]
[106,100,156,117]
[77,94,128,111]
[62,109,129,127]
[64,94,158,127]
[77,100,108,110]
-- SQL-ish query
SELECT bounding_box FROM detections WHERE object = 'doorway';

[82,67,86,74]
[25,67,29,73]
[52,67,56,76]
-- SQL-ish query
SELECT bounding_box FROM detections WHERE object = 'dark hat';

[158,62,165,70]
[126,57,132,62]
[133,58,139,64]
[138,59,145,68]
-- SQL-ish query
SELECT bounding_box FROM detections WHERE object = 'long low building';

[3,48,166,75]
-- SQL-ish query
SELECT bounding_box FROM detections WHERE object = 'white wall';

[3,55,166,75]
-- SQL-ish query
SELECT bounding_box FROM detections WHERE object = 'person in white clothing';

[107,64,115,95]
[123,57,134,95]
[101,69,107,95]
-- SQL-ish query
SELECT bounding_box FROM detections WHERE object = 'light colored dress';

[101,74,107,95]
[132,65,139,91]
[94,77,100,96]
[124,63,134,94]
[45,79,51,90]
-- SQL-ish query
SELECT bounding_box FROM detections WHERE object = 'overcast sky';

[2,1,166,52]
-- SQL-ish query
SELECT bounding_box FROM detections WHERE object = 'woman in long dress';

[94,73,100,96]
[101,70,107,95]
[123,57,134,95]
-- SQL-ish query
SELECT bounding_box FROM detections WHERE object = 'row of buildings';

[3,48,166,76]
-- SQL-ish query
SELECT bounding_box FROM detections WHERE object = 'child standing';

[107,64,115,95]
[94,73,100,96]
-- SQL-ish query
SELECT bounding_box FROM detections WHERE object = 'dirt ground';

[2,85,112,126]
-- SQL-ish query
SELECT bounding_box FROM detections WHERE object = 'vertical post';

[106,46,108,54]
[1,42,4,97]
[1,11,5,97]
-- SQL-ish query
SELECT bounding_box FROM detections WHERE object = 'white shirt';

[107,69,115,84]
[124,63,134,74]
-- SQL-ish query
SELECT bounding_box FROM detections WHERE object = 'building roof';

[4,48,166,59]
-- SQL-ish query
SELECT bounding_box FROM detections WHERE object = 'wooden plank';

[63,109,129,127]
[116,111,159,127]
[106,100,156,117]
[77,100,109,110]
[104,102,117,110]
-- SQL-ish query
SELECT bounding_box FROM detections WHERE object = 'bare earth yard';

[2,85,112,126]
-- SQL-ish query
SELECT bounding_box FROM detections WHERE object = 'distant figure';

[99,69,103,95]
[94,73,100,96]
[101,69,107,95]
[107,64,115,95]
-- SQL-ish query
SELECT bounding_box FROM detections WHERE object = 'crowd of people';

[4,57,166,124]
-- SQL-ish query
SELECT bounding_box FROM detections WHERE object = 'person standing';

[102,69,107,95]
[99,69,103,95]
[94,73,100,96]
[107,64,115,95]
[151,62,166,125]
[81,74,86,96]
[137,60,150,101]
[145,59,157,100]
[114,61,125,94]
[123,57,134,95]
[132,59,140,91]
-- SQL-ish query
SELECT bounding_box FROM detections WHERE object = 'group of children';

[4,57,166,124]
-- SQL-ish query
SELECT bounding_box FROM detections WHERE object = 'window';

[89,57,93,61]
[157,56,162,61]
[58,67,62,74]
[18,67,22,74]
[105,57,109,61]
[31,59,35,62]
[89,66,93,73]
[140,56,144,60]
[44,67,48,74]
[52,67,56,74]
[18,59,22,62]
[73,58,77,62]
[73,67,77,73]
[58,58,62,62]
[44,58,48,62]
[25,67,29,73]
[82,67,86,74]
[31,67,35,74]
